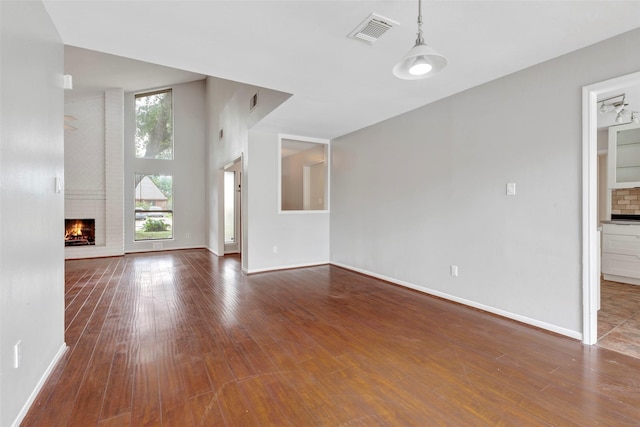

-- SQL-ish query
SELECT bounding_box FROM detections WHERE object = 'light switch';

[506,182,516,196]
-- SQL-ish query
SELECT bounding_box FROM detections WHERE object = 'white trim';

[277,210,329,215]
[223,159,242,254]
[207,247,221,257]
[603,274,640,286]
[245,261,329,275]
[582,70,640,345]
[125,245,207,254]
[11,343,68,427]
[219,155,243,266]
[582,85,599,345]
[332,262,582,341]
[65,247,124,260]
[278,134,329,145]
[217,168,225,259]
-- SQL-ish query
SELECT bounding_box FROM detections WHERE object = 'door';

[224,160,242,254]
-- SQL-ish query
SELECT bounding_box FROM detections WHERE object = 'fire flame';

[65,222,84,239]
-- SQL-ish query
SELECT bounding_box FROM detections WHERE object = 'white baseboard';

[245,261,329,275]
[603,273,640,286]
[125,245,207,254]
[12,343,68,427]
[331,262,582,341]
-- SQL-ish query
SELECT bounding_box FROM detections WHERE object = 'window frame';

[134,173,174,241]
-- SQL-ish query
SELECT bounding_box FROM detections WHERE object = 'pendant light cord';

[392,0,447,79]
[416,0,424,45]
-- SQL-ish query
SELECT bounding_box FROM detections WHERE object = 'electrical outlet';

[186,232,191,238]
[14,340,21,369]
[450,265,459,277]
[153,242,163,250]
[273,246,278,254]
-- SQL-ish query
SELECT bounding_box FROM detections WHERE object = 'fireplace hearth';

[65,219,95,246]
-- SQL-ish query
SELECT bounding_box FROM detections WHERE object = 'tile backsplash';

[612,188,640,215]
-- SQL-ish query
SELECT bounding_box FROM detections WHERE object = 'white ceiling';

[62,46,206,101]
[44,1,640,140]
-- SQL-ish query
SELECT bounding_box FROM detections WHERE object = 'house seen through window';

[135,174,173,241]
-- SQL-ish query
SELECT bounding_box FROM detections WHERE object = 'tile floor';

[597,278,640,358]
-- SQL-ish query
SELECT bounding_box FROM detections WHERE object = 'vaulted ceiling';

[44,1,640,139]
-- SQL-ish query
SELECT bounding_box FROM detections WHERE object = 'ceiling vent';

[348,13,398,45]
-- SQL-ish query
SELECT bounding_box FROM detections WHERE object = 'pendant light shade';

[393,0,447,80]
[393,42,447,80]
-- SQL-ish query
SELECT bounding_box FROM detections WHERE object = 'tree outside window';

[135,90,173,159]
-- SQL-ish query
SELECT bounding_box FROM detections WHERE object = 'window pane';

[135,90,173,159]
[135,174,173,241]
[224,171,235,242]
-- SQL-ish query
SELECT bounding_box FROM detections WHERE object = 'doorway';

[303,160,326,210]
[223,158,242,254]
[583,70,640,345]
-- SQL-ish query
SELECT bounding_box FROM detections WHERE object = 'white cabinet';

[608,123,640,188]
[602,223,640,285]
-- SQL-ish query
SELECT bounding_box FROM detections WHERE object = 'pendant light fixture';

[393,0,447,80]
[598,94,640,124]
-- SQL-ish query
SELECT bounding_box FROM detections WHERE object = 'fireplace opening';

[65,219,95,246]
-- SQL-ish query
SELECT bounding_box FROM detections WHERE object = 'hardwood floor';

[598,278,640,358]
[22,250,640,426]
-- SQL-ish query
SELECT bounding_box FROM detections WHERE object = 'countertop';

[601,220,640,225]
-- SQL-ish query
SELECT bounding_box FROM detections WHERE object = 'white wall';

[205,77,327,272]
[65,96,106,198]
[0,2,66,425]
[205,77,251,257]
[205,77,294,271]
[247,130,330,272]
[124,80,207,252]
[331,28,640,339]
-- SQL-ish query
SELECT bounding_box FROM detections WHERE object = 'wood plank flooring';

[22,249,640,426]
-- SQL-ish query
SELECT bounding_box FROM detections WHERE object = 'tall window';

[134,174,173,241]
[135,89,173,159]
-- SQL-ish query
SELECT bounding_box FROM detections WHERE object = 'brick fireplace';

[64,89,124,259]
